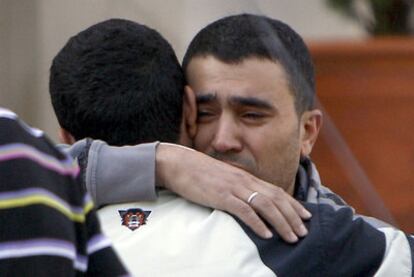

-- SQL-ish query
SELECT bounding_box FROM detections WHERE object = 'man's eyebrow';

[196,93,217,104]
[229,96,276,111]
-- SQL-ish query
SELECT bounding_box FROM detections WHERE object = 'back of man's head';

[182,13,315,115]
[50,19,184,145]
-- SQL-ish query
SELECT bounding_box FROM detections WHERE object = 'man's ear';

[184,85,197,138]
[59,128,76,145]
[299,109,322,156]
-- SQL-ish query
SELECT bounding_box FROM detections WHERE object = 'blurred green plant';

[326,0,413,35]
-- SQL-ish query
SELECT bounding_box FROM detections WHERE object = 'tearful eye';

[239,111,269,125]
[242,112,264,119]
[197,110,214,117]
[197,110,216,123]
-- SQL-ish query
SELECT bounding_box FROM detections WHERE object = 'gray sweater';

[62,139,158,206]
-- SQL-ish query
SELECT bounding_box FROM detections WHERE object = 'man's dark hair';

[50,19,184,145]
[182,14,315,114]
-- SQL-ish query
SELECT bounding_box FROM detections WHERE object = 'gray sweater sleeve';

[63,140,158,206]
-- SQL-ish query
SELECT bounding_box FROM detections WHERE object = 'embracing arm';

[67,139,311,242]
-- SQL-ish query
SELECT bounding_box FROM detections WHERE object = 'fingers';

[248,193,301,243]
[235,181,312,243]
[278,197,310,238]
[226,188,308,243]
[289,197,312,220]
[222,196,273,239]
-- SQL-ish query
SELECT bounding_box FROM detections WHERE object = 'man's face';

[186,56,309,194]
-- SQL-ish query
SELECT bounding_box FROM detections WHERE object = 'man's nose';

[211,116,242,153]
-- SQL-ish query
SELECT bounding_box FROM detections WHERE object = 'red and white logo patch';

[118,208,151,231]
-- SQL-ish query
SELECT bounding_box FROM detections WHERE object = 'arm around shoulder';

[72,139,159,206]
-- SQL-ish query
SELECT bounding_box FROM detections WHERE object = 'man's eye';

[197,110,218,119]
[242,112,264,119]
[197,111,213,117]
[197,110,216,122]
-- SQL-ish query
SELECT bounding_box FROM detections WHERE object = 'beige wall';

[0,0,365,141]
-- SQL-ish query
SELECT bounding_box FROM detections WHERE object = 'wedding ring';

[247,191,259,204]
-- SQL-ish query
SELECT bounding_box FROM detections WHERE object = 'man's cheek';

[193,134,209,152]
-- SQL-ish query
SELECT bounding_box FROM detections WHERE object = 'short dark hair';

[182,14,315,114]
[50,19,184,145]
